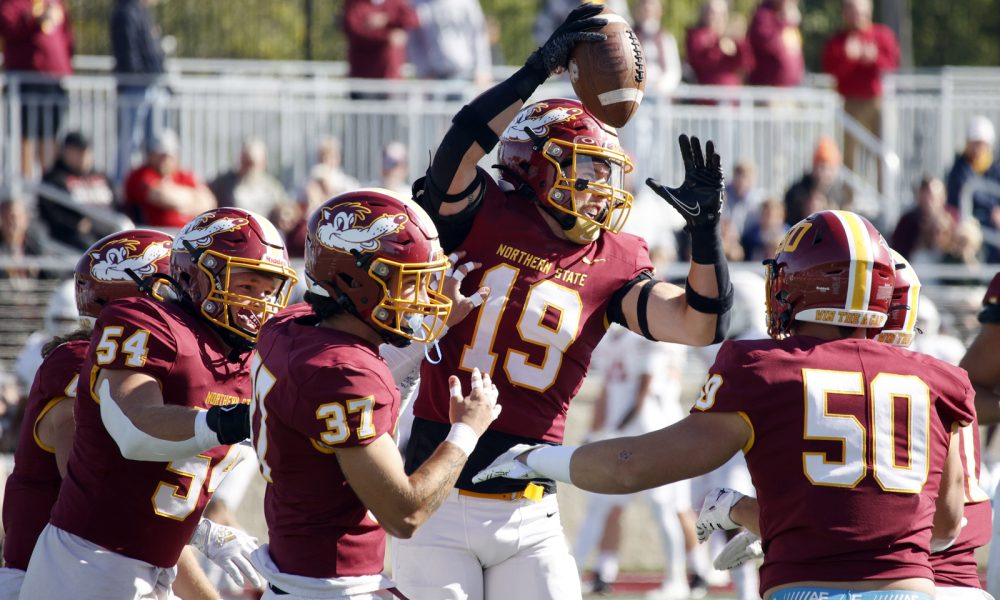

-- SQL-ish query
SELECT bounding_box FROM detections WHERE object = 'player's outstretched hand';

[472,443,546,483]
[443,251,490,327]
[528,3,607,75]
[189,518,262,588]
[695,487,745,542]
[646,135,725,231]
[448,368,501,436]
[713,530,763,570]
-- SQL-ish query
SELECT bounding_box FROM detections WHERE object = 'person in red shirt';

[123,129,216,228]
[342,0,418,100]
[686,0,753,87]
[822,0,899,172]
[747,0,803,87]
[0,0,74,179]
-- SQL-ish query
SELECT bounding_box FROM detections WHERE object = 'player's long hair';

[42,325,93,358]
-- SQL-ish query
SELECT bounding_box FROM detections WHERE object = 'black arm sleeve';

[607,271,654,329]
[418,62,548,250]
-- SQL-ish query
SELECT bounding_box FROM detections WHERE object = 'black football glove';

[526,3,608,76]
[206,403,250,445]
[646,135,725,231]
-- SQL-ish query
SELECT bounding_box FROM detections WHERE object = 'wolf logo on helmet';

[315,202,409,254]
[88,238,171,283]
[175,214,250,249]
[764,210,895,339]
[497,98,634,244]
[305,189,451,347]
[75,229,175,321]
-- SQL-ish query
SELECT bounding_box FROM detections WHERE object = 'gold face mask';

[972,148,994,175]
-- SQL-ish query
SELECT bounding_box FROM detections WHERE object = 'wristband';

[445,422,479,457]
[194,409,219,448]
[525,444,578,484]
[689,222,724,265]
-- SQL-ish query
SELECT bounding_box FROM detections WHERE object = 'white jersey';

[594,325,686,436]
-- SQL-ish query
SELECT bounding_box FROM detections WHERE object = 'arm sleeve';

[875,26,900,71]
[822,36,850,79]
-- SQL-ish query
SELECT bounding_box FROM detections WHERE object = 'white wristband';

[194,410,219,449]
[525,444,577,484]
[445,422,479,457]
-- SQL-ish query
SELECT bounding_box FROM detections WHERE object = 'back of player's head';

[74,229,174,322]
[304,188,452,348]
[170,208,297,351]
[496,98,634,244]
[764,210,895,339]
[875,249,920,347]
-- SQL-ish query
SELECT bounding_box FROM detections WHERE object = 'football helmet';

[171,208,298,347]
[875,249,920,347]
[75,229,173,322]
[764,210,895,339]
[305,188,452,347]
[497,98,634,244]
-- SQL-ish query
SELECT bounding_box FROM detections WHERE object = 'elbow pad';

[99,379,218,461]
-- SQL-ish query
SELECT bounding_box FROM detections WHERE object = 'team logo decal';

[316,202,407,254]
[176,214,249,249]
[89,239,171,282]
[502,105,582,141]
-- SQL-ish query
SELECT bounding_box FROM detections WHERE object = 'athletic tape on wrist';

[194,410,219,448]
[525,444,577,484]
[445,422,479,457]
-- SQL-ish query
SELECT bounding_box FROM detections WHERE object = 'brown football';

[567,10,646,128]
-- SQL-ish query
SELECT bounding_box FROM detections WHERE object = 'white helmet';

[44,280,80,337]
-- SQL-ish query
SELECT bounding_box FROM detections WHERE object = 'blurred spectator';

[342,0,418,100]
[783,137,848,226]
[14,279,77,394]
[945,115,1000,261]
[0,368,22,453]
[209,138,288,217]
[486,15,505,66]
[721,219,745,261]
[747,0,803,87]
[686,0,753,86]
[741,197,788,261]
[111,0,168,182]
[0,0,74,180]
[908,209,955,267]
[723,161,763,237]
[534,0,631,46]
[821,0,899,172]
[123,129,215,227]
[0,194,50,279]
[278,138,361,257]
[39,131,125,251]
[890,176,955,260]
[633,0,681,96]
[909,297,966,366]
[941,217,984,272]
[408,0,492,90]
[373,140,410,196]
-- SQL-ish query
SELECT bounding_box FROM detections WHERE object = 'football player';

[476,211,971,600]
[957,270,1000,597]
[697,251,992,599]
[394,4,733,598]
[19,208,298,599]
[246,189,499,598]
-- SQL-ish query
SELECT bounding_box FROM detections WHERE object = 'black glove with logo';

[206,403,251,444]
[646,135,725,264]
[526,3,608,77]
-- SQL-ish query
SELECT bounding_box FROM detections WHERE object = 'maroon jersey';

[695,337,974,593]
[930,418,992,588]
[50,298,249,568]
[2,340,87,570]
[251,304,399,578]
[412,177,653,443]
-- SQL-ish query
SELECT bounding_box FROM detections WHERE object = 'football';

[567,10,646,128]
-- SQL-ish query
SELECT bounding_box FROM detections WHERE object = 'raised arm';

[616,136,733,346]
[415,3,607,249]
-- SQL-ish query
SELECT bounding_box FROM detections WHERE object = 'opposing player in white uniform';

[574,324,692,597]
